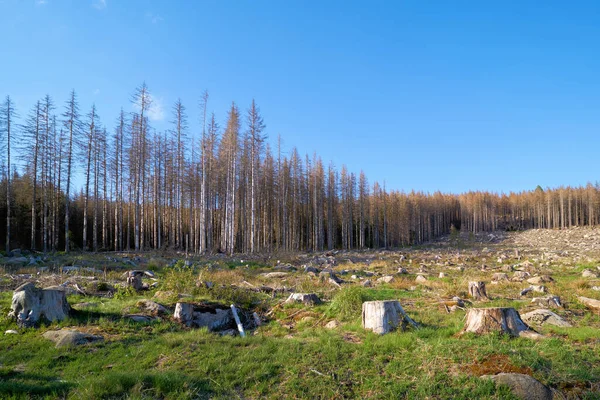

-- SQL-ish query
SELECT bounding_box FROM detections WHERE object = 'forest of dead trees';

[0,85,599,254]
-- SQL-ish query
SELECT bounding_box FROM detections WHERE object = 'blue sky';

[1,0,599,194]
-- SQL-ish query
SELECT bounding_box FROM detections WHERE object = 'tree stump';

[468,281,489,300]
[462,307,542,339]
[174,303,195,326]
[8,283,71,327]
[362,300,418,334]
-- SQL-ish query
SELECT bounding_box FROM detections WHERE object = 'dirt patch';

[465,354,533,376]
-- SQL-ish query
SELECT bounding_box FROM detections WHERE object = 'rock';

[304,266,320,274]
[4,256,28,265]
[438,272,445,278]
[5,330,18,335]
[582,269,599,278]
[325,320,339,329]
[377,275,394,284]
[43,330,104,348]
[362,280,372,287]
[512,271,530,282]
[492,273,509,282]
[527,276,554,285]
[592,286,600,291]
[219,329,238,337]
[397,267,407,274]
[8,283,71,327]
[521,309,572,328]
[124,314,156,323]
[577,296,600,311]
[285,293,321,305]
[274,264,297,272]
[480,373,554,400]
[136,300,170,316]
[531,296,562,308]
[415,275,427,283]
[262,272,289,279]
[530,285,547,293]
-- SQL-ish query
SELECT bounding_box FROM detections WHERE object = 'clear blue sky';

[1,0,599,194]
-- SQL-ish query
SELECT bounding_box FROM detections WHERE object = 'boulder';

[512,271,530,282]
[325,320,340,329]
[43,329,104,348]
[521,309,572,328]
[480,373,555,400]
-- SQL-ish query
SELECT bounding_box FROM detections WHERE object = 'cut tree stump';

[174,302,195,326]
[462,307,542,339]
[8,283,71,327]
[468,281,489,300]
[362,300,418,334]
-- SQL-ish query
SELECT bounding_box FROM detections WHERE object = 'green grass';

[2,250,600,399]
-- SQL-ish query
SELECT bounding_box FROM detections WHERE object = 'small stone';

[492,273,509,282]
[362,280,372,287]
[325,320,339,329]
[5,330,18,335]
[415,275,427,283]
[397,267,407,274]
[438,272,445,278]
[262,272,289,279]
[377,275,394,284]
[582,269,599,278]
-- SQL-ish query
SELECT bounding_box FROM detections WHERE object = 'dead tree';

[468,281,489,300]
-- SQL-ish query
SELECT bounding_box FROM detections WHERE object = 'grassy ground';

[1,236,600,399]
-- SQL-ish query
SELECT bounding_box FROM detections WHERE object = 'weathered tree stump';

[8,283,71,327]
[468,281,489,300]
[577,296,600,311]
[362,300,418,334]
[462,307,542,339]
[174,302,195,327]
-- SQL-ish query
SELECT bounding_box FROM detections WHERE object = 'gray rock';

[415,275,427,283]
[325,320,339,329]
[492,273,509,282]
[377,275,394,284]
[304,266,320,274]
[262,272,289,279]
[193,308,234,331]
[136,299,170,316]
[512,271,531,282]
[362,280,372,287]
[527,275,554,285]
[582,269,599,278]
[43,330,104,348]
[285,293,321,305]
[480,373,555,400]
[531,296,562,308]
[124,314,156,323]
[521,309,572,328]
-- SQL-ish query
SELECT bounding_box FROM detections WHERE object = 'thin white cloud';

[145,11,163,24]
[93,0,106,10]
[36,0,48,5]
[134,93,164,122]
[93,89,100,95]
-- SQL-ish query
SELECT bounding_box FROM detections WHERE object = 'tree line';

[0,85,597,254]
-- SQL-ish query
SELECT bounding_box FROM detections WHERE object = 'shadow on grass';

[0,369,72,398]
